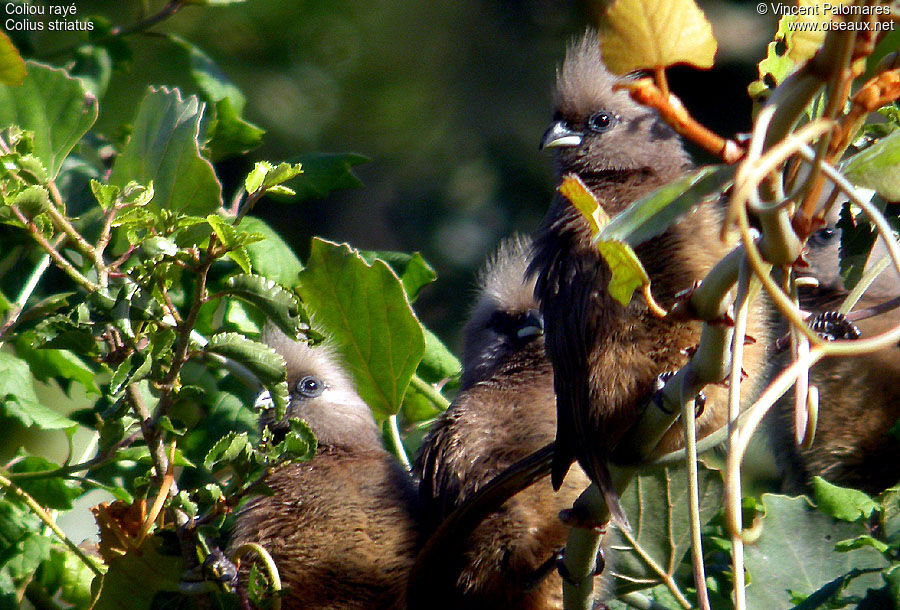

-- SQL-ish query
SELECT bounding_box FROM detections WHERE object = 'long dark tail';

[585,453,630,532]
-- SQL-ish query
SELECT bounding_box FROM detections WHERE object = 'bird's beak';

[517,310,544,339]
[539,120,583,150]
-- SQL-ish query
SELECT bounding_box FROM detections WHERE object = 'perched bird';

[772,218,900,494]
[230,327,422,609]
[530,31,772,524]
[413,236,603,610]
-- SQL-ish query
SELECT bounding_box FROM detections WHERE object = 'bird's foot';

[808,310,862,341]
[555,546,606,586]
[651,372,705,416]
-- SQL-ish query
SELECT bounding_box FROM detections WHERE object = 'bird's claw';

[808,310,861,341]
[555,546,606,586]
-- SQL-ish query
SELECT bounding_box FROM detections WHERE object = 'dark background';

[17,0,778,349]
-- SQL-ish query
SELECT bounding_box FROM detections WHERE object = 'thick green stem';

[408,374,451,411]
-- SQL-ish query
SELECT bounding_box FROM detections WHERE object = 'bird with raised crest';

[413,236,606,610]
[529,31,772,527]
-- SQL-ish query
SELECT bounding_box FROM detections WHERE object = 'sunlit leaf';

[613,460,724,594]
[240,216,304,287]
[223,273,307,338]
[600,165,734,247]
[813,477,879,522]
[297,239,425,419]
[109,87,222,215]
[0,352,76,429]
[744,495,888,608]
[0,31,25,86]
[601,0,717,74]
[843,130,900,201]
[0,62,97,179]
[559,174,609,234]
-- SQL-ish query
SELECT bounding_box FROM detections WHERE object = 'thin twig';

[0,472,103,577]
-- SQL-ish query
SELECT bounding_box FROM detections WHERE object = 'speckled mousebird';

[414,236,606,609]
[529,31,772,526]
[230,327,422,609]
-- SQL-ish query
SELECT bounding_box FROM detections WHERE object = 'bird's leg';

[651,371,706,417]
[554,545,606,586]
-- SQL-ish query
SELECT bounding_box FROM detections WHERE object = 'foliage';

[0,4,457,607]
[0,0,898,609]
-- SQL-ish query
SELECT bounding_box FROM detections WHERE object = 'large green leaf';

[0,62,97,179]
[240,216,304,287]
[297,238,425,419]
[91,535,183,610]
[843,130,900,202]
[0,352,75,429]
[359,250,437,302]
[612,460,724,595]
[599,165,734,247]
[288,153,368,200]
[8,455,84,510]
[744,495,888,608]
[109,87,222,215]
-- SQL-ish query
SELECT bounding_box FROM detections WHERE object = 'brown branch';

[618,78,745,164]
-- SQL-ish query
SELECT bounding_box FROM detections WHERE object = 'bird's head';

[460,235,544,389]
[257,325,381,450]
[540,30,688,177]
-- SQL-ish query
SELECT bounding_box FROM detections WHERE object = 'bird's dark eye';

[587,111,616,133]
[296,375,324,398]
[809,227,838,246]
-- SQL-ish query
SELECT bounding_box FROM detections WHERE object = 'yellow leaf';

[597,240,651,308]
[0,31,25,86]
[600,0,717,74]
[558,173,610,236]
[789,0,849,65]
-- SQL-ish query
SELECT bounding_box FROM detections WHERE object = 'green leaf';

[599,165,735,246]
[205,332,286,386]
[203,430,251,470]
[288,153,368,200]
[297,239,425,419]
[9,455,84,510]
[89,180,119,210]
[223,274,307,338]
[744,495,889,608]
[843,130,900,201]
[12,185,49,216]
[207,97,265,161]
[748,16,798,101]
[14,332,100,395]
[277,418,317,462]
[417,326,461,384]
[613,460,724,595]
[170,35,246,112]
[240,216,304,287]
[0,352,76,429]
[0,31,25,86]
[0,62,97,179]
[834,535,890,554]
[813,476,880,522]
[91,535,183,610]
[109,87,222,215]
[359,250,437,302]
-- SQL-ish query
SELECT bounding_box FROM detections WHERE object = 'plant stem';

[0,471,103,577]
[385,415,410,470]
[408,374,450,411]
[8,205,99,292]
